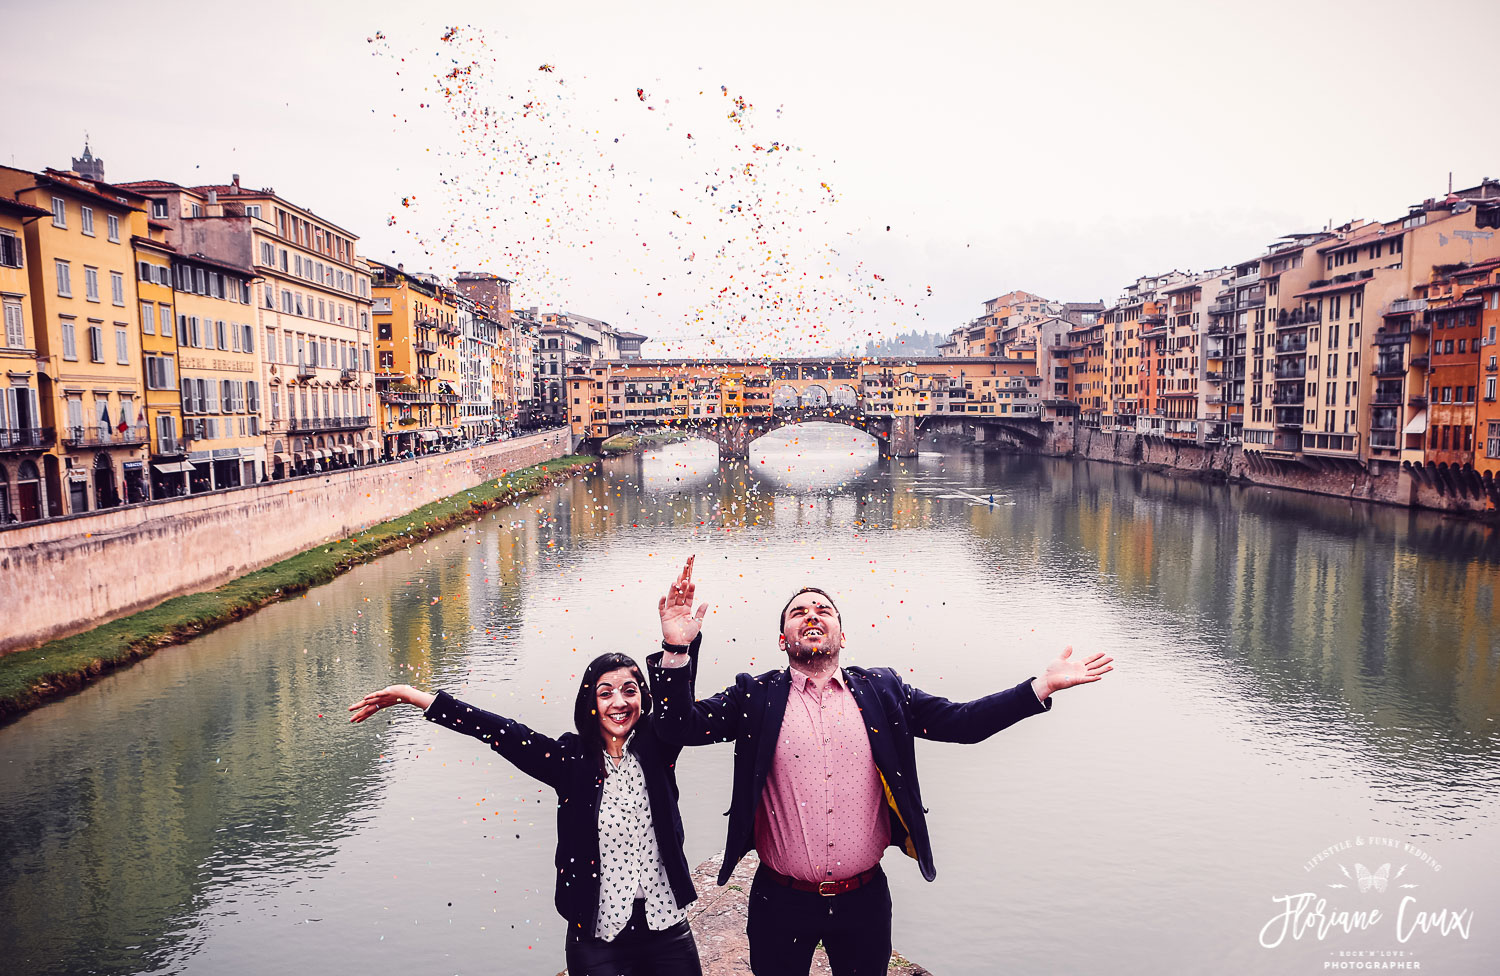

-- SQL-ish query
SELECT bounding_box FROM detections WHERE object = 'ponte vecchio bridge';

[565,356,1049,458]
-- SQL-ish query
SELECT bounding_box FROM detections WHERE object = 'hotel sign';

[180,357,254,373]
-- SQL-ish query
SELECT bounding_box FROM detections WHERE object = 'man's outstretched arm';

[648,556,744,746]
[906,646,1113,743]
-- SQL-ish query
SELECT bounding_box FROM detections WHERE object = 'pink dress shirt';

[754,668,891,883]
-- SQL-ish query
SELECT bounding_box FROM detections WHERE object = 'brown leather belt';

[762,864,881,897]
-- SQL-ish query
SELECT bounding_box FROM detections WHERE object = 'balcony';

[1273,407,1303,430]
[1371,389,1404,406]
[62,425,148,448]
[1205,370,1225,382]
[1372,359,1405,377]
[1408,355,1428,370]
[0,426,56,452]
[1385,298,1428,316]
[417,368,437,380]
[289,415,371,432]
[417,340,438,354]
[1277,309,1321,328]
[1408,394,1428,407]
[438,321,461,337]
[1370,432,1399,449]
[1273,363,1306,380]
[381,390,438,405]
[296,364,317,380]
[1208,301,1235,316]
[1275,335,1308,355]
[340,368,357,384]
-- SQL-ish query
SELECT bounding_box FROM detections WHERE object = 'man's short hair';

[779,587,841,633]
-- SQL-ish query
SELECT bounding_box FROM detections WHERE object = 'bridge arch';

[799,385,829,409]
[772,385,799,409]
[830,384,858,408]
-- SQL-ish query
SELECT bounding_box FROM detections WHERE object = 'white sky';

[6,0,1499,355]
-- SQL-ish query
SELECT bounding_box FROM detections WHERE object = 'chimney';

[231,173,240,188]
[207,190,218,204]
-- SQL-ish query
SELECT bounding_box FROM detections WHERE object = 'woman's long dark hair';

[574,653,653,765]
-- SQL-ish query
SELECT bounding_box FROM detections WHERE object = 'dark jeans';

[565,899,701,976]
[746,864,893,976]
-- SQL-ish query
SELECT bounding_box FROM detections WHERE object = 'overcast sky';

[7,0,1499,355]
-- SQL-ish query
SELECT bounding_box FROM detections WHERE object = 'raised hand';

[658,555,708,646]
[1034,646,1113,701]
[348,684,435,723]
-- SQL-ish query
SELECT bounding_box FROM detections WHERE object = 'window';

[216,320,227,351]
[56,260,72,297]
[111,271,124,306]
[196,268,207,294]
[80,207,94,236]
[1488,377,1497,401]
[116,327,129,364]
[84,267,100,302]
[61,319,77,360]
[242,323,254,353]
[51,197,66,227]
[3,300,22,348]
[0,231,22,268]
[151,199,168,218]
[88,325,104,362]
[145,355,174,390]
[159,305,173,337]
[246,205,262,219]
[107,214,119,242]
[265,328,276,361]
[140,301,154,334]
[190,203,202,218]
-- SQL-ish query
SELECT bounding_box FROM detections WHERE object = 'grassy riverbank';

[0,454,597,722]
[599,427,691,456]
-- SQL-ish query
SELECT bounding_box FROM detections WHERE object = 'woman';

[349,647,704,975]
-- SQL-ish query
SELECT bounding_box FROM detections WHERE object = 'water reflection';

[748,422,880,493]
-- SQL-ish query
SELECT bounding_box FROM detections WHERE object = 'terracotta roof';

[33,171,146,213]
[1319,229,1397,253]
[116,179,185,191]
[0,198,52,220]
[1295,278,1372,298]
[130,235,176,254]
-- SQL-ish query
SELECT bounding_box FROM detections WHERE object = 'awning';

[152,461,194,473]
[1403,409,1428,436]
[271,454,286,466]
[315,449,331,460]
[419,430,440,442]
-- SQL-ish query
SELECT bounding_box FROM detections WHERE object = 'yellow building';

[167,252,263,493]
[371,262,463,456]
[131,233,181,496]
[0,197,52,522]
[0,165,153,514]
[117,177,376,477]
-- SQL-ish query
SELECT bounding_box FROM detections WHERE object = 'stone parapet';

[0,430,569,654]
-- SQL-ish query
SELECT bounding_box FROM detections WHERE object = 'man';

[648,556,1111,976]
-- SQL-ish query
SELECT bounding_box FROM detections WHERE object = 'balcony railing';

[63,425,149,448]
[1370,432,1399,448]
[1273,363,1306,380]
[1385,298,1428,316]
[1275,336,1308,354]
[0,426,56,451]
[417,340,438,354]
[417,368,437,380]
[1372,359,1405,377]
[296,364,317,380]
[340,368,357,384]
[1208,301,1235,316]
[289,415,371,432]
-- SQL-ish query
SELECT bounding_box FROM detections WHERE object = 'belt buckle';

[817,880,840,897]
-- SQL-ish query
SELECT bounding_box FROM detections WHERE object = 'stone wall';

[0,429,570,654]
[1052,423,1500,514]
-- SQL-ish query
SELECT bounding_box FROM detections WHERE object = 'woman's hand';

[348,684,435,723]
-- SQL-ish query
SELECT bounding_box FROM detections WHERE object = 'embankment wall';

[0,430,570,654]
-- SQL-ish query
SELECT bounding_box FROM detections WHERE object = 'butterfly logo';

[1355,863,1390,894]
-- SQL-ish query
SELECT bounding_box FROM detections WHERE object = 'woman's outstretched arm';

[349,684,572,789]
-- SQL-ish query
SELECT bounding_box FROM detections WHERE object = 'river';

[2,424,1498,975]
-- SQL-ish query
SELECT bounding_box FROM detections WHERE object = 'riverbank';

[0,454,597,722]
[599,427,692,456]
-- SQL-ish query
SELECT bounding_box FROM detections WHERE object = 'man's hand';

[348,684,435,722]
[1031,646,1113,702]
[658,556,707,667]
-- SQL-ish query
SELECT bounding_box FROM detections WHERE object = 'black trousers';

[565,899,702,976]
[746,865,893,976]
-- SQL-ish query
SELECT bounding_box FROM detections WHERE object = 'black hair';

[778,586,841,633]
[573,653,652,760]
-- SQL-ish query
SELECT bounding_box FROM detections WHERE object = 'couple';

[350,557,1112,975]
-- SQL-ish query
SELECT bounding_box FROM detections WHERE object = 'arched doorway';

[0,463,9,523]
[799,385,829,409]
[272,439,286,480]
[43,454,63,517]
[17,460,43,522]
[93,453,119,509]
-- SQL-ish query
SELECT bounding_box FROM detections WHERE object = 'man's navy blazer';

[648,636,1051,886]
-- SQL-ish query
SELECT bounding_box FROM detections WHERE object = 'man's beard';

[784,639,838,668]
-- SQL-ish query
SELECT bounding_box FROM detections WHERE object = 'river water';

[3,424,1498,975]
